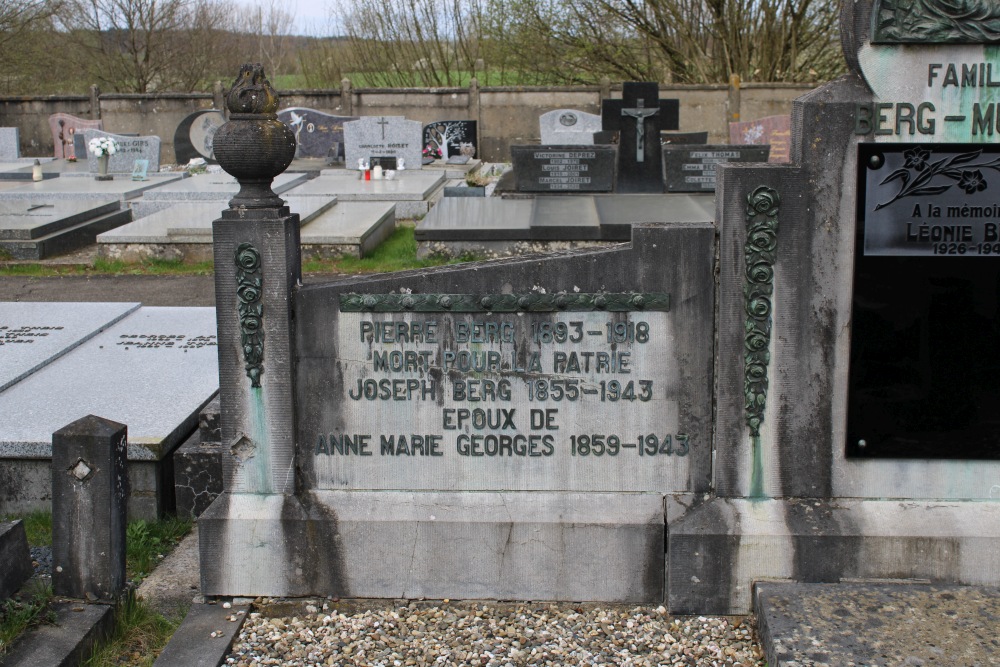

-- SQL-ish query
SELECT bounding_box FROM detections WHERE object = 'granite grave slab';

[663,144,770,192]
[0,301,140,392]
[729,115,791,163]
[344,116,423,171]
[48,113,102,160]
[138,172,308,202]
[0,306,218,518]
[0,200,120,241]
[422,120,477,160]
[602,82,678,193]
[511,145,615,192]
[539,109,603,145]
[174,109,226,164]
[286,170,444,217]
[0,174,183,204]
[82,129,161,174]
[299,200,396,257]
[278,107,358,160]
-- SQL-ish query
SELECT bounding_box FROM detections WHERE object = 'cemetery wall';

[0,82,810,164]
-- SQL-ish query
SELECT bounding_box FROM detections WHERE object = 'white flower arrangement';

[88,136,119,157]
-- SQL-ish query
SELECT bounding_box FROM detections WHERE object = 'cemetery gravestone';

[0,521,32,600]
[510,145,615,192]
[343,116,423,171]
[174,109,226,164]
[0,128,19,160]
[663,145,770,192]
[278,108,359,160]
[539,109,603,145]
[82,130,161,174]
[602,82,678,193]
[48,113,102,160]
[422,120,477,160]
[728,115,791,163]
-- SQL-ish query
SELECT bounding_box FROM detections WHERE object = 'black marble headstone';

[511,145,615,193]
[601,82,678,193]
[277,107,359,159]
[663,145,770,192]
[847,142,1000,460]
[661,131,709,145]
[422,120,477,161]
[174,109,226,164]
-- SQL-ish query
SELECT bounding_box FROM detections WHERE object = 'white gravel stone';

[224,602,765,666]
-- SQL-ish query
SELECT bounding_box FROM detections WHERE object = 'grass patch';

[0,258,214,277]
[126,517,192,583]
[0,511,52,547]
[303,225,479,275]
[0,581,55,657]
[83,590,181,667]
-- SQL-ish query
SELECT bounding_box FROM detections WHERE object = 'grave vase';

[96,154,109,177]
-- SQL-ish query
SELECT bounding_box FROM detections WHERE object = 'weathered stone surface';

[0,521,32,600]
[0,602,114,666]
[51,415,128,600]
[0,128,19,160]
[82,129,161,174]
[152,600,249,667]
[174,430,223,519]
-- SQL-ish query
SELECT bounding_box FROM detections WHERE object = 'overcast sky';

[231,0,334,36]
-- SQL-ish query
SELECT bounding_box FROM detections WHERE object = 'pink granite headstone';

[728,114,791,164]
[48,113,103,159]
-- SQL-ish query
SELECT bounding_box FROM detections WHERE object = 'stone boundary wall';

[0,82,812,164]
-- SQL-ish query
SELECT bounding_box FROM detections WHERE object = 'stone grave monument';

[421,120,477,161]
[174,109,226,164]
[81,129,161,174]
[199,64,715,602]
[343,116,422,170]
[278,107,359,160]
[48,113,102,160]
[510,146,616,193]
[539,109,603,145]
[601,82,678,193]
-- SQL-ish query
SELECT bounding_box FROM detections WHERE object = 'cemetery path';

[0,275,217,306]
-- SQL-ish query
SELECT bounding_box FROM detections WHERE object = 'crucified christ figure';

[621,99,660,163]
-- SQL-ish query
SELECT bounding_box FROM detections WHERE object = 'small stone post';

[89,84,101,120]
[51,415,128,600]
[728,73,741,124]
[468,77,481,151]
[340,78,353,115]
[213,81,226,113]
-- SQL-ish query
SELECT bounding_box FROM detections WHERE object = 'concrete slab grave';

[0,199,133,260]
[287,169,444,217]
[0,306,218,519]
[0,173,184,205]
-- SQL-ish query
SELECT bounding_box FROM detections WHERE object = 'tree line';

[0,0,845,95]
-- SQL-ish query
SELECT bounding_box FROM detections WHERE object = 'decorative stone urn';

[212,63,296,209]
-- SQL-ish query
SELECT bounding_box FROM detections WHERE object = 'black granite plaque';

[511,145,615,193]
[847,143,1000,460]
[370,156,398,170]
[174,109,225,164]
[661,131,709,145]
[422,120,477,161]
[278,107,358,159]
[663,145,770,192]
[601,82,679,193]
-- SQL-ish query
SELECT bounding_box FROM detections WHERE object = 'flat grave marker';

[0,301,140,392]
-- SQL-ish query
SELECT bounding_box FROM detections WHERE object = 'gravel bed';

[29,545,52,577]
[225,601,764,666]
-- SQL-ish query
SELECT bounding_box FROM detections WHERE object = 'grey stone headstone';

[0,520,32,600]
[663,144,770,192]
[539,109,603,145]
[278,107,358,159]
[48,113,103,160]
[0,128,20,160]
[51,414,128,600]
[511,145,615,193]
[0,301,140,392]
[173,109,226,164]
[422,120,477,160]
[82,129,161,174]
[344,116,423,171]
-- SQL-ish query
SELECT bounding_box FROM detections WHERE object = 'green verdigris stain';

[744,186,780,499]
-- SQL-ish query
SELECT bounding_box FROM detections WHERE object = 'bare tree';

[0,0,67,93]
[240,0,297,80]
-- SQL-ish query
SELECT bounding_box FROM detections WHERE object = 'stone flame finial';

[212,63,295,209]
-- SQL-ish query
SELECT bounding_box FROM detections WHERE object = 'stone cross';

[377,117,389,140]
[602,82,679,193]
